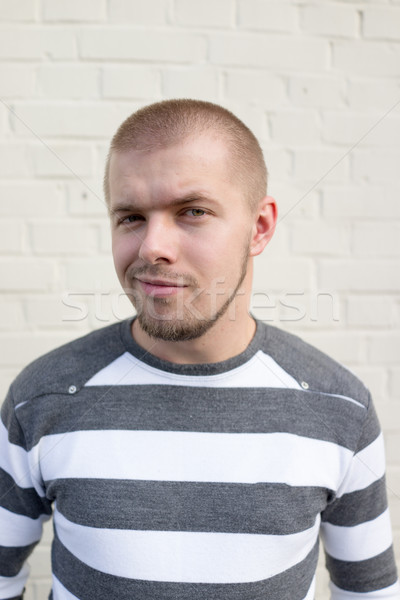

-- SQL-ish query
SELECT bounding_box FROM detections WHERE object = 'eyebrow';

[111,193,217,215]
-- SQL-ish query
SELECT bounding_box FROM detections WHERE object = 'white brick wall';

[0,2,399,598]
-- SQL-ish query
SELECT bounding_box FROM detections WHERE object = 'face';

[109,133,261,342]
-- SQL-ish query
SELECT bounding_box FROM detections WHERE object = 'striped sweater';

[0,318,398,600]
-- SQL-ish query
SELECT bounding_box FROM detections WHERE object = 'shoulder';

[9,320,129,406]
[257,321,370,408]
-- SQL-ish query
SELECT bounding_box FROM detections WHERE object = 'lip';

[136,277,187,297]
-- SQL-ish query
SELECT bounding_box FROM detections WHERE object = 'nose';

[138,216,177,265]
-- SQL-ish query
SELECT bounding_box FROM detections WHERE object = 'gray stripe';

[15,386,366,451]
[52,531,319,600]
[355,398,381,452]
[0,543,38,577]
[255,322,370,408]
[325,546,398,592]
[321,477,387,527]
[48,479,329,535]
[0,468,52,520]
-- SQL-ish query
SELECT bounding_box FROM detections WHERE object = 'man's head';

[104,99,268,213]
[106,99,276,345]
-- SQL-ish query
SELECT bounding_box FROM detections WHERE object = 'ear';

[249,196,277,257]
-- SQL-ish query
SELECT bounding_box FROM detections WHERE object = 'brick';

[175,0,234,27]
[348,366,387,399]
[59,288,132,329]
[67,181,107,216]
[24,542,51,577]
[321,185,400,219]
[353,150,400,183]
[0,66,35,98]
[0,299,24,330]
[267,292,341,330]
[210,35,328,70]
[376,402,400,432]
[253,256,313,292]
[43,0,106,21]
[385,432,400,467]
[0,143,31,178]
[269,183,319,220]
[31,143,94,178]
[289,75,345,108]
[270,110,320,145]
[252,291,336,328]
[65,258,121,291]
[363,6,400,40]
[0,368,20,398]
[38,65,99,99]
[0,260,55,292]
[26,581,52,600]
[80,29,207,63]
[389,369,400,399]
[30,222,98,255]
[0,183,65,217]
[368,334,400,366]
[108,0,168,25]
[263,148,292,180]
[348,80,400,110]
[13,103,131,138]
[293,149,349,183]
[323,113,400,146]
[299,331,366,365]
[333,41,400,77]
[319,260,400,292]
[291,223,351,256]
[225,71,286,106]
[0,221,24,253]
[102,66,160,99]
[0,333,74,367]
[0,28,76,60]
[25,295,89,331]
[300,4,358,37]
[99,222,112,254]
[238,0,297,32]
[162,67,218,101]
[354,224,400,256]
[223,101,267,141]
[0,0,36,21]
[347,296,397,327]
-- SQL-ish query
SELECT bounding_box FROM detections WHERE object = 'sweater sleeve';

[320,394,399,599]
[0,388,52,600]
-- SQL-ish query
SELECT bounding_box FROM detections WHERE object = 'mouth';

[136,277,187,297]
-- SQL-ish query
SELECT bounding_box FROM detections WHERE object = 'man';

[0,99,398,599]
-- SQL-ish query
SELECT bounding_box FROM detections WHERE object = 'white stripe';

[52,575,80,600]
[37,429,351,489]
[54,508,320,583]
[0,563,29,598]
[330,579,400,599]
[0,419,39,489]
[0,505,47,546]
[321,508,393,562]
[84,350,302,389]
[337,434,386,497]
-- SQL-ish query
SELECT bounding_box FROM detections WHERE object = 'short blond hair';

[104,99,267,210]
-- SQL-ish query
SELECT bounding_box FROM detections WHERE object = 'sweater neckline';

[119,317,266,377]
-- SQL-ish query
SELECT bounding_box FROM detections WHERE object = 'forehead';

[108,134,235,203]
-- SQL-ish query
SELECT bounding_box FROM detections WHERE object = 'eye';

[120,214,144,224]
[186,208,206,217]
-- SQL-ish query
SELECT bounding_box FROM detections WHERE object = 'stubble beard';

[127,244,250,342]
